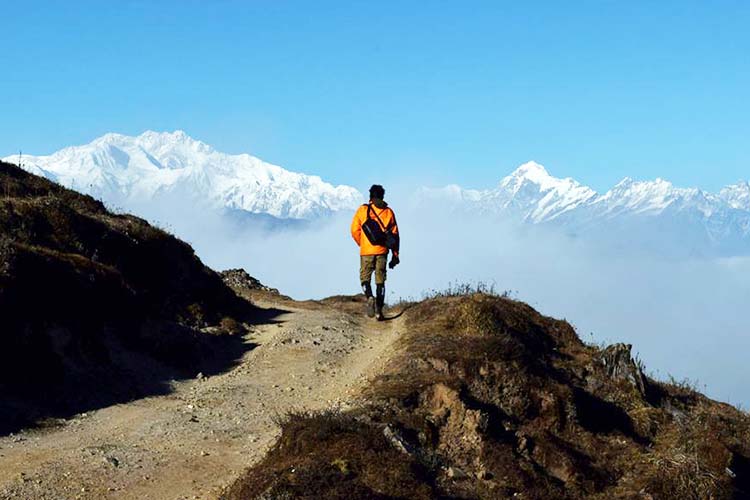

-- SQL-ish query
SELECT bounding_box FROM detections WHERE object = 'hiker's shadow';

[382,303,415,322]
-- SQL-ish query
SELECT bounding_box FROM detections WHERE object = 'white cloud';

[128,190,750,408]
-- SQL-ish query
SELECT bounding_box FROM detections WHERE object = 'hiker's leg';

[360,256,377,317]
[376,283,386,315]
[374,254,387,287]
[374,255,387,319]
[360,255,375,295]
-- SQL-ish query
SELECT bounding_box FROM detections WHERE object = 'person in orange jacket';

[350,184,400,320]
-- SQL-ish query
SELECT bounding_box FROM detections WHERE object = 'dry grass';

[221,411,436,500]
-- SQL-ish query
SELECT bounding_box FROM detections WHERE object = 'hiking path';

[0,293,404,500]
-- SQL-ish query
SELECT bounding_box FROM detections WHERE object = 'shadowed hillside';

[0,161,280,434]
[224,293,750,499]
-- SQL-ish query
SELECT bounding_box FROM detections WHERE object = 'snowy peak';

[134,130,215,158]
[501,161,560,193]
[4,131,363,219]
[502,161,596,198]
[419,162,750,253]
[597,178,718,216]
[720,181,750,210]
[505,161,551,183]
[484,161,595,222]
[418,161,599,222]
[426,162,749,221]
[600,178,675,211]
[89,130,215,169]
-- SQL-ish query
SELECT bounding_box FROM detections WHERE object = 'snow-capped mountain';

[720,181,750,211]
[418,161,750,256]
[4,131,363,219]
[421,162,598,223]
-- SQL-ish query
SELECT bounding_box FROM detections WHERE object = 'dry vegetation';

[225,292,750,499]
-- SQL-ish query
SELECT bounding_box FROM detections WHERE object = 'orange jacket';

[351,203,400,256]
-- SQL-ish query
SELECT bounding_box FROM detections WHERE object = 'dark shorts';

[360,254,387,285]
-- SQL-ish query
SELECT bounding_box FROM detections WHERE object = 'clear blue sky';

[1,0,748,192]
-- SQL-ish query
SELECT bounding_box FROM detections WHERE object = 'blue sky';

[1,0,748,192]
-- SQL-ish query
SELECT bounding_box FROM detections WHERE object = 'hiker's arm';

[350,209,363,246]
[390,211,400,256]
[389,215,400,269]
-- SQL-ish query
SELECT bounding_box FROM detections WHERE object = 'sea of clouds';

[129,192,750,409]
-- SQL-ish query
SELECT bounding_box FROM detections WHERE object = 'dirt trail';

[0,294,404,500]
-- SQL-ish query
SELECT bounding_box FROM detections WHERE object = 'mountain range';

[5,132,749,256]
[418,161,750,256]
[3,131,362,219]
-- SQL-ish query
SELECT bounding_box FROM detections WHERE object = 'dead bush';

[220,317,244,335]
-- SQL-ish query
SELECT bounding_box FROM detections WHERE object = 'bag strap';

[368,203,393,232]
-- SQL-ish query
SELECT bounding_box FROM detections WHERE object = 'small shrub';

[186,303,205,326]
[456,294,503,335]
[421,280,514,300]
[0,237,14,276]
[665,375,702,396]
[220,316,244,335]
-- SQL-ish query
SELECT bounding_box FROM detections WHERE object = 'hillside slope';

[225,293,750,499]
[0,160,266,433]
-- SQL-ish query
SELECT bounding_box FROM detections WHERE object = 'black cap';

[369,184,385,199]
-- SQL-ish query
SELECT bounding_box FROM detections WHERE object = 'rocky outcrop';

[598,342,647,396]
[220,268,278,293]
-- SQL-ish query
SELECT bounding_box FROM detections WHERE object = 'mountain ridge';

[418,161,750,255]
[6,135,750,254]
[3,130,363,219]
[422,160,750,217]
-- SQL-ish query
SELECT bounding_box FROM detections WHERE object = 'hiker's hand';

[389,255,400,269]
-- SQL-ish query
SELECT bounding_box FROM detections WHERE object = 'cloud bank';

[129,193,750,408]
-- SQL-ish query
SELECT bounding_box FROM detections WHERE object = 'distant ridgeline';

[2,130,363,222]
[417,162,750,257]
[7,133,750,256]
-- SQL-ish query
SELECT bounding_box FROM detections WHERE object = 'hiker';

[350,184,400,321]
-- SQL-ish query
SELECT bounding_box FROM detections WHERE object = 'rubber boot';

[362,282,376,318]
[376,284,386,321]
